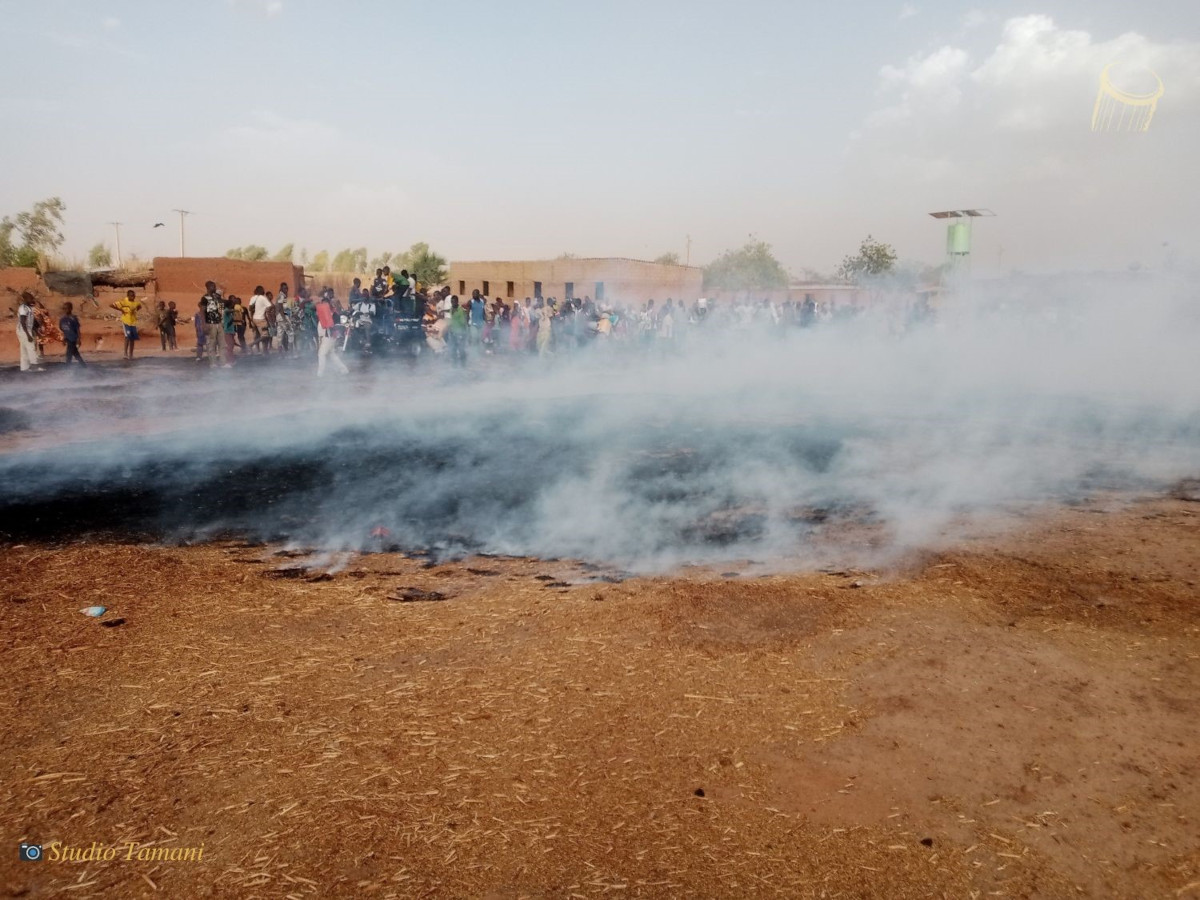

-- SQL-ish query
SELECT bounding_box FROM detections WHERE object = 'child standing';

[112,289,142,360]
[156,300,170,350]
[193,299,207,360]
[165,301,179,349]
[59,302,85,365]
[221,298,237,367]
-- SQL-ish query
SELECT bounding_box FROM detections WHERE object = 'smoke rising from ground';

[1,273,1197,572]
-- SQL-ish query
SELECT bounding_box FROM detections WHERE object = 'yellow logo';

[44,841,205,862]
[1092,63,1163,132]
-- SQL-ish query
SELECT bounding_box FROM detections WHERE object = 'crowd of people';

[13,265,860,374]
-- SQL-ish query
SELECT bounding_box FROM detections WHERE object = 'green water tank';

[946,222,971,255]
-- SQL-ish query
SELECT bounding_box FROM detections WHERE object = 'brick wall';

[448,259,703,306]
[152,258,304,306]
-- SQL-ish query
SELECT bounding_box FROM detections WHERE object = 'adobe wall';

[705,286,866,308]
[152,258,304,306]
[448,259,703,306]
[0,267,43,299]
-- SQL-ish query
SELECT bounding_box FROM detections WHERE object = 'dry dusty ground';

[1,496,1198,899]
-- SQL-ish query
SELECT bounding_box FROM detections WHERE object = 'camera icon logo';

[20,843,43,862]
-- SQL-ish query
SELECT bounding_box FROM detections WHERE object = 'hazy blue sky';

[3,0,1198,275]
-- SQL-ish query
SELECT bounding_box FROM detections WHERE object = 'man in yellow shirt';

[111,289,142,360]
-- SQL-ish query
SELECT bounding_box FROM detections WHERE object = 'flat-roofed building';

[448,258,703,306]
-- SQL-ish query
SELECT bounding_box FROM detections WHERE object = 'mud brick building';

[152,258,304,306]
[447,258,703,305]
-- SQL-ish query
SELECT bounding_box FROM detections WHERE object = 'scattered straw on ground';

[1,496,1198,898]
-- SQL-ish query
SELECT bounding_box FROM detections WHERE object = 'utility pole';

[172,209,190,257]
[685,234,692,267]
[109,222,123,268]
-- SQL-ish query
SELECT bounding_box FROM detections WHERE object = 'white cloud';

[962,10,990,31]
[868,16,1200,137]
[870,45,970,126]
[102,16,120,30]
[228,0,284,17]
[850,15,1200,270]
[899,3,918,21]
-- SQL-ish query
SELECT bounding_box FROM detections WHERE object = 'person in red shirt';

[315,293,349,376]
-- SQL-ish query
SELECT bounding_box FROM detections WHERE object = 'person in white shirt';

[249,285,272,353]
[658,300,675,341]
[16,292,41,371]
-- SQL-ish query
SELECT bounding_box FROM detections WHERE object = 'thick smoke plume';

[1,273,1197,572]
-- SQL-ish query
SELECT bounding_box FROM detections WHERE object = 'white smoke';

[1,272,1197,572]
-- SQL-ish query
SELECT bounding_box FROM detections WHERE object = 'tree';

[799,267,834,283]
[309,250,329,273]
[13,197,66,255]
[299,247,309,266]
[0,219,16,267]
[397,241,447,286]
[653,252,681,265]
[88,243,113,268]
[556,252,577,260]
[225,245,269,262]
[351,247,368,273]
[1,197,66,267]
[272,243,295,263]
[836,235,897,282]
[369,251,394,271]
[702,240,789,291]
[331,248,356,272]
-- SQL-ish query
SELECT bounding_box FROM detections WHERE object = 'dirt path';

[0,497,1197,898]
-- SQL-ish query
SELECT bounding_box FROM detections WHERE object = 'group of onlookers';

[12,269,849,374]
[15,290,84,371]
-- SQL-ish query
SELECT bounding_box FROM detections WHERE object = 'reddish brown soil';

[0,498,1197,898]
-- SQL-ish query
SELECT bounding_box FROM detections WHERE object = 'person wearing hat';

[16,291,41,371]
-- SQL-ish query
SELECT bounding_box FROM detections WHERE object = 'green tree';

[88,243,113,268]
[836,235,897,282]
[310,250,329,272]
[272,243,295,262]
[702,240,789,291]
[1,197,67,267]
[331,248,356,272]
[653,252,681,265]
[0,219,16,267]
[398,241,448,286]
[225,245,269,262]
[351,247,368,273]
[13,197,66,255]
[369,251,394,271]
